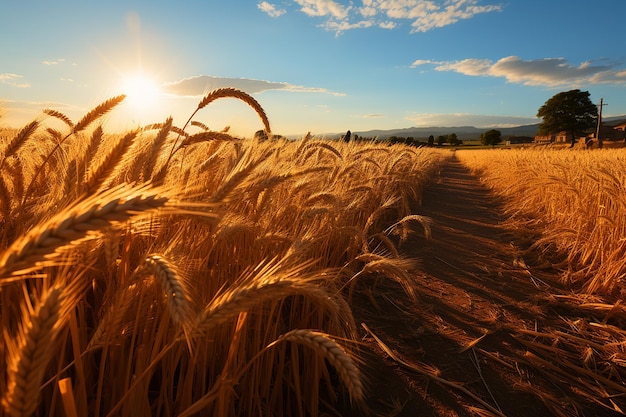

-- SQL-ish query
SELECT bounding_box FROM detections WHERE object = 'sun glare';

[120,72,162,122]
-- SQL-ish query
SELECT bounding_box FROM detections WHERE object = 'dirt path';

[354,156,622,417]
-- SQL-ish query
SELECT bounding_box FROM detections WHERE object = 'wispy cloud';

[258,0,501,34]
[42,58,65,65]
[295,0,350,19]
[412,56,626,87]
[257,1,286,17]
[0,73,30,88]
[405,112,539,128]
[162,75,344,97]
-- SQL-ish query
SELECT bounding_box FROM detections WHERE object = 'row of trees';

[386,89,599,149]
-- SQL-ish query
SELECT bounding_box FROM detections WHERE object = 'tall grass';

[0,91,449,416]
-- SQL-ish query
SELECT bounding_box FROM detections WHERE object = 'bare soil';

[352,155,625,417]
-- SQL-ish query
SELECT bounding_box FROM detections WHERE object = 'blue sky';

[1,0,625,136]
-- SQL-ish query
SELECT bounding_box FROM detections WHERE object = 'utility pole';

[596,98,607,148]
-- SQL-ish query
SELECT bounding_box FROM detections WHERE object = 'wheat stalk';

[2,286,64,417]
[194,88,270,135]
[179,131,239,148]
[161,88,271,179]
[84,125,105,165]
[0,176,11,220]
[73,95,125,134]
[192,258,326,337]
[190,120,210,131]
[192,278,299,337]
[142,117,172,181]
[0,121,38,169]
[270,329,364,406]
[0,184,169,280]
[143,254,192,325]
[20,96,126,207]
[86,282,138,351]
[83,130,138,194]
[42,108,74,129]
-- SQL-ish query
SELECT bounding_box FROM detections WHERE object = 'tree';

[427,135,435,147]
[436,135,446,146]
[536,89,597,147]
[448,133,460,146]
[343,130,351,142]
[480,129,502,146]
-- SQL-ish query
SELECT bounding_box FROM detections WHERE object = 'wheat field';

[0,89,450,417]
[457,148,626,296]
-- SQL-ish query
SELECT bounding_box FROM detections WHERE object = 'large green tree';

[536,89,597,147]
[480,129,502,146]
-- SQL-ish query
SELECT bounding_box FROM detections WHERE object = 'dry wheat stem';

[0,185,169,279]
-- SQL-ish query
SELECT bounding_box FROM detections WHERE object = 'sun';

[119,72,163,122]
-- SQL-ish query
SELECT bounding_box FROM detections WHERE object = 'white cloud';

[413,56,626,87]
[411,59,438,67]
[295,0,350,19]
[42,58,65,65]
[378,21,396,29]
[0,73,30,88]
[257,1,286,17]
[322,19,374,33]
[284,0,501,35]
[162,75,344,97]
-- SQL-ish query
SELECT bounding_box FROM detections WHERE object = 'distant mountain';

[348,124,540,141]
[328,115,626,141]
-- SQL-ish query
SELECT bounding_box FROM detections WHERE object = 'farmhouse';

[607,119,626,132]
[533,131,572,144]
[534,121,626,144]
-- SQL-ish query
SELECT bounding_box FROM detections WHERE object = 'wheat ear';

[1,120,38,163]
[83,130,138,193]
[73,95,126,134]
[179,131,239,148]
[143,254,192,325]
[163,87,271,176]
[86,282,138,351]
[142,116,172,180]
[190,120,210,131]
[194,88,270,135]
[192,278,298,337]
[2,286,64,417]
[0,185,169,280]
[192,257,324,337]
[20,96,126,207]
[271,329,364,406]
[0,176,11,220]
[42,108,74,129]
